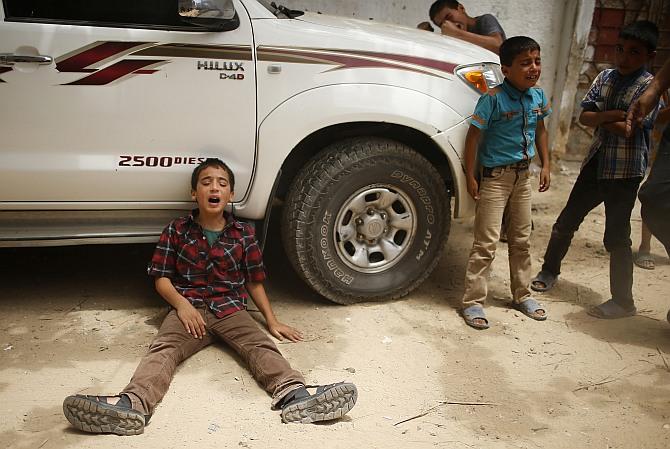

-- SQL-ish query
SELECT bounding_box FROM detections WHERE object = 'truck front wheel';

[281,138,450,304]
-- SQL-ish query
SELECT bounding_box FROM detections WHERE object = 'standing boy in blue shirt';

[460,36,551,329]
[531,21,659,319]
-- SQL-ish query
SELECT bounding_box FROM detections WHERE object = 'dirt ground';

[1,160,669,449]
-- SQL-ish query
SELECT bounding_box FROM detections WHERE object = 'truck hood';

[295,11,499,68]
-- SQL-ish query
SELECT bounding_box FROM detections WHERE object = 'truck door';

[0,0,256,206]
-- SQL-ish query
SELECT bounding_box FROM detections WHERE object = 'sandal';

[530,270,558,292]
[280,382,357,423]
[634,252,655,270]
[587,299,636,319]
[63,394,148,435]
[461,305,489,330]
[513,297,547,321]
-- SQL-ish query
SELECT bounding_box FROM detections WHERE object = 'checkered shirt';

[147,210,266,318]
[581,68,659,179]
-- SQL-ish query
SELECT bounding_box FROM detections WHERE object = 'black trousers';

[541,156,641,308]
[639,136,670,255]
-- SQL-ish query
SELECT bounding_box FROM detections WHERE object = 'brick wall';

[565,0,670,158]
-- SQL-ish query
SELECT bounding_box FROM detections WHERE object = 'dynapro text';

[197,61,245,71]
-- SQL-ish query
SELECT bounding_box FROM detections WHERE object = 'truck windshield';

[257,1,304,18]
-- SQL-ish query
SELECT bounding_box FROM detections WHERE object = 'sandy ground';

[1,161,670,449]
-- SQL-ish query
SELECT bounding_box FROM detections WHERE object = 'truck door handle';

[0,53,53,66]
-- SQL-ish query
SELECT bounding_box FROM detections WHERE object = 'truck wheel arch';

[242,83,464,219]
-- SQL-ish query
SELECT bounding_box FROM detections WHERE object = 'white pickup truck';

[0,0,502,304]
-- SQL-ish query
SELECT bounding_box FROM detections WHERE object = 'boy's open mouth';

[208,196,221,205]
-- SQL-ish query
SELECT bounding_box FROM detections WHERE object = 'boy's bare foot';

[513,297,547,321]
[461,305,489,330]
[634,252,655,270]
[63,394,147,435]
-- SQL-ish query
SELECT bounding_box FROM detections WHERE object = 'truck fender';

[236,83,465,218]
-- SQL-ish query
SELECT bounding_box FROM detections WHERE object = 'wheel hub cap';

[359,213,385,240]
[334,185,417,273]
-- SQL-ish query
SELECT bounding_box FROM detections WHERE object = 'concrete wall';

[550,0,596,159]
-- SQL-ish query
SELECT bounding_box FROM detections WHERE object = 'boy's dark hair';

[619,20,659,51]
[191,158,235,192]
[429,0,460,21]
[499,36,540,66]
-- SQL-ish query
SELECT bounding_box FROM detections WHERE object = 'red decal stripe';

[65,60,163,85]
[57,42,150,73]
[259,47,446,79]
[349,50,457,74]
[257,46,458,77]
[0,67,11,82]
[320,53,442,78]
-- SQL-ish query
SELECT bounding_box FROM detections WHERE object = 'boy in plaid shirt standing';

[63,158,357,435]
[531,21,660,319]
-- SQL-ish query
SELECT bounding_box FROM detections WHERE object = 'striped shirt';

[581,68,659,179]
[147,210,266,318]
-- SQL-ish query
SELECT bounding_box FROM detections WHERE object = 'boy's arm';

[535,119,550,192]
[155,277,207,339]
[440,21,503,54]
[600,120,628,137]
[246,281,303,342]
[464,124,482,200]
[579,70,628,135]
[579,109,627,128]
[627,59,670,135]
[656,105,670,124]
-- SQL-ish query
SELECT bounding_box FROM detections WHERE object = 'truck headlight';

[454,63,504,94]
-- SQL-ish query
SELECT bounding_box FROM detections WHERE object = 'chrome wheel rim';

[334,185,417,273]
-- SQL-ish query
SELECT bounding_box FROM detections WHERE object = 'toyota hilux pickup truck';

[0,0,503,304]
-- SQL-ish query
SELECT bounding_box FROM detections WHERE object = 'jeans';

[462,165,533,308]
[121,307,305,415]
[541,156,641,308]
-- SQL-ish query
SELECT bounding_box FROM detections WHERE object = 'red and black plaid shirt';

[147,210,266,318]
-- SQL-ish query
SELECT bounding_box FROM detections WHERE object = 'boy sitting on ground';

[63,158,357,435]
[459,36,551,330]
[531,21,660,320]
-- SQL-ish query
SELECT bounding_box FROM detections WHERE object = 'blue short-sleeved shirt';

[470,79,551,168]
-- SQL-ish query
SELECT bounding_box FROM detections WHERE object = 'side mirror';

[178,0,240,31]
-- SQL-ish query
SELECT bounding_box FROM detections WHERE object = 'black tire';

[281,137,450,304]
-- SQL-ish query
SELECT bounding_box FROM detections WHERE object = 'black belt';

[482,160,529,177]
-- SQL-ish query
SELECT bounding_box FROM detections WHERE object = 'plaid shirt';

[581,68,659,179]
[147,210,266,318]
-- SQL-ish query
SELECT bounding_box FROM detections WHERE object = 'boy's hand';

[626,93,658,137]
[440,20,464,36]
[467,175,480,200]
[176,303,207,339]
[268,320,303,342]
[539,166,551,192]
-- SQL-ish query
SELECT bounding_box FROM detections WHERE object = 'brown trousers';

[121,307,305,415]
[462,166,533,308]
